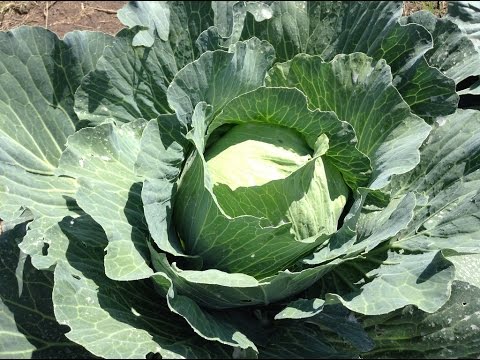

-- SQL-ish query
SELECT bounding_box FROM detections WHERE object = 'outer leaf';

[395,189,480,253]
[305,305,375,353]
[448,253,480,289]
[390,110,480,253]
[259,314,362,359]
[0,27,77,174]
[305,192,415,266]
[361,254,480,358]
[241,1,309,61]
[62,31,115,79]
[57,121,152,281]
[402,11,480,88]
[18,215,104,275]
[117,2,171,46]
[0,164,78,221]
[326,251,455,315]
[274,298,325,320]
[1,218,34,359]
[153,272,258,354]
[206,1,272,48]
[259,329,353,359]
[267,53,431,189]
[447,1,480,47]
[238,1,457,118]
[303,190,368,266]
[117,1,214,67]
[0,217,95,359]
[75,29,177,126]
[167,38,275,124]
[392,52,457,119]
[286,192,419,318]
[52,215,230,359]
[363,281,480,359]
[167,1,215,67]
[0,28,113,174]
[0,28,115,269]
[134,116,189,257]
[18,217,74,271]
[151,251,341,310]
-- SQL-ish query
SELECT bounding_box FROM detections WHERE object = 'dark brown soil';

[403,1,448,17]
[0,1,127,37]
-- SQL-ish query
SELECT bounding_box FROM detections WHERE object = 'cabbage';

[1,2,479,358]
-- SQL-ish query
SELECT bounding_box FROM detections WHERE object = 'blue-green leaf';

[57,120,152,280]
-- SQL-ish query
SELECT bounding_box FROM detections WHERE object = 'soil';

[403,1,448,17]
[0,1,127,37]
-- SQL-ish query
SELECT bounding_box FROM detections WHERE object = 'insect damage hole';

[41,243,49,256]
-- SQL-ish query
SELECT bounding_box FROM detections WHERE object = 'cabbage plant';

[1,1,480,358]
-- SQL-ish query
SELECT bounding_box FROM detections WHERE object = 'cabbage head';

[1,1,480,359]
